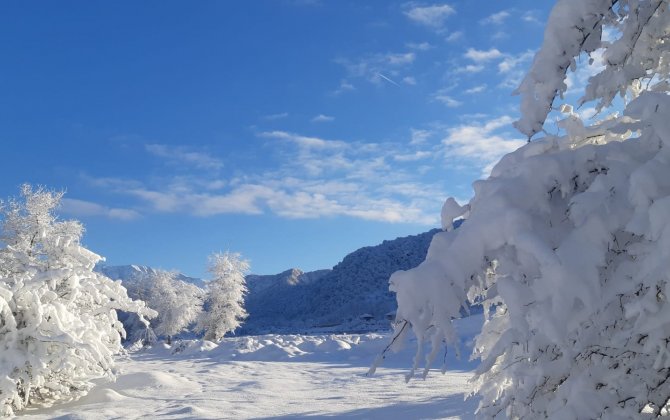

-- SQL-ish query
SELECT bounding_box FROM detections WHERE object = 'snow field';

[20,316,482,419]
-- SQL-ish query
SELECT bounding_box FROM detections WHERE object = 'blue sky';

[0,1,556,278]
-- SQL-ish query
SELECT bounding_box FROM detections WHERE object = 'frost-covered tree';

[0,185,155,416]
[197,252,249,342]
[147,270,203,344]
[372,1,670,418]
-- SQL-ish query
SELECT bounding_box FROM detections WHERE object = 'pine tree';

[0,185,155,415]
[198,252,249,342]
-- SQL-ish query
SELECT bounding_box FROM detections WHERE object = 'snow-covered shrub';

[197,252,249,341]
[374,1,670,418]
[146,270,204,344]
[0,185,155,416]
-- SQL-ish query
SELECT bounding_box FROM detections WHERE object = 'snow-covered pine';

[0,185,155,416]
[197,252,249,342]
[147,270,203,344]
[374,1,670,418]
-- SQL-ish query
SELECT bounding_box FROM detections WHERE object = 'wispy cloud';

[492,31,509,41]
[60,198,141,221]
[522,10,542,25]
[465,84,487,94]
[404,3,456,30]
[498,50,535,88]
[410,128,432,145]
[333,79,355,95]
[498,50,534,73]
[445,31,463,42]
[145,144,223,170]
[84,115,529,226]
[406,41,432,51]
[86,129,456,225]
[464,48,503,62]
[480,10,510,25]
[442,115,525,175]
[263,112,289,121]
[393,151,432,161]
[259,130,346,150]
[455,64,484,73]
[432,89,462,107]
[453,47,535,89]
[336,52,415,86]
[403,76,417,85]
[311,114,335,123]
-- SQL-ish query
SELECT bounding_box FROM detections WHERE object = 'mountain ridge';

[100,228,443,334]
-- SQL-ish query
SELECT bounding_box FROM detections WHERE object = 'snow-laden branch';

[374,1,670,417]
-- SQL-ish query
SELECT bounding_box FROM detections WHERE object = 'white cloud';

[60,198,141,221]
[498,50,534,73]
[432,89,463,107]
[406,42,432,51]
[442,115,525,175]
[393,151,432,161]
[445,31,463,42]
[465,84,487,94]
[311,114,335,123]
[403,76,417,85]
[263,112,289,121]
[498,50,535,88]
[114,174,442,225]
[410,128,432,145]
[145,144,223,170]
[333,79,355,95]
[492,31,509,41]
[480,10,510,25]
[464,48,503,62]
[89,128,458,225]
[386,52,415,65]
[336,52,415,85]
[259,131,347,150]
[455,64,484,73]
[404,4,456,29]
[522,10,542,25]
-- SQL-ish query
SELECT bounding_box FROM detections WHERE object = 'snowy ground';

[20,316,482,419]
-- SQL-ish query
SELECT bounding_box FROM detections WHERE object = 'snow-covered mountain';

[241,229,441,334]
[96,264,206,289]
[246,268,331,294]
[99,228,444,335]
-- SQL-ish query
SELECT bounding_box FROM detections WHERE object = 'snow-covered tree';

[0,185,155,416]
[372,1,670,418]
[197,252,249,342]
[146,270,203,344]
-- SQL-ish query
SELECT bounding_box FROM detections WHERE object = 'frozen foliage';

[147,270,203,344]
[378,1,670,418]
[0,185,154,416]
[197,252,249,341]
[516,0,670,139]
[98,264,205,344]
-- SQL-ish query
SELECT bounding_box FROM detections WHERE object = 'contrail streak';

[377,73,400,87]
